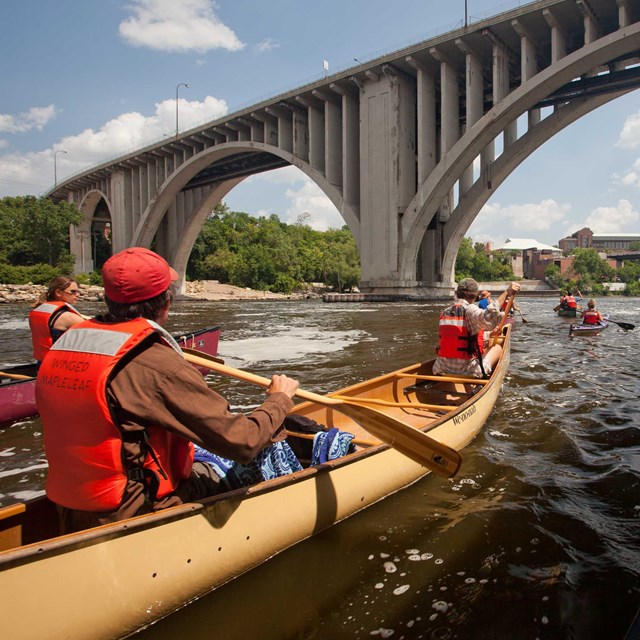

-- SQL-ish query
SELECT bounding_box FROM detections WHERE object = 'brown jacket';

[58,341,293,533]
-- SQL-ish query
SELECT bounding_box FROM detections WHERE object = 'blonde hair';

[34,276,78,306]
[587,299,596,309]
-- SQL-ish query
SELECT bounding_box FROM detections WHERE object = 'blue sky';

[1,0,639,248]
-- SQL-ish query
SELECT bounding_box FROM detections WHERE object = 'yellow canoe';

[0,325,511,640]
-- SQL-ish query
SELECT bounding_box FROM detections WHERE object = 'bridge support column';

[358,66,416,293]
[109,171,129,253]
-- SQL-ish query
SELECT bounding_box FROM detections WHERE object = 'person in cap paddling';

[433,278,520,378]
[36,247,299,534]
[581,299,604,325]
[477,290,491,310]
[29,276,86,368]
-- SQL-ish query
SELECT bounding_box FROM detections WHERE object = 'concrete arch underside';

[437,90,628,283]
[131,142,359,287]
[399,21,640,287]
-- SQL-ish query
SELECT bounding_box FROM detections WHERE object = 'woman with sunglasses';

[29,276,86,367]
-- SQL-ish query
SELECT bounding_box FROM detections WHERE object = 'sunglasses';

[65,289,80,295]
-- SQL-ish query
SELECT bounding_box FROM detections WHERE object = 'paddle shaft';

[0,371,33,381]
[182,349,462,477]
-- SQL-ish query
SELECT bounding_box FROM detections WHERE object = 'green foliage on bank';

[455,237,516,282]
[187,203,360,293]
[0,196,81,283]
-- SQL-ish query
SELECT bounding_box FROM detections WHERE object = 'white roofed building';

[490,238,562,279]
[493,238,562,253]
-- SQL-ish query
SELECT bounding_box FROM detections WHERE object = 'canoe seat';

[402,381,475,397]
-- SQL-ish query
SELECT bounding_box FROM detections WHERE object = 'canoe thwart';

[328,394,458,412]
[395,373,489,385]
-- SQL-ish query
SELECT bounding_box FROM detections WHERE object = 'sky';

[1,0,639,248]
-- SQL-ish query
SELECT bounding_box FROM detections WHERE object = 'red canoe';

[0,325,221,426]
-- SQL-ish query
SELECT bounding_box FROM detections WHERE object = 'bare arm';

[52,311,85,332]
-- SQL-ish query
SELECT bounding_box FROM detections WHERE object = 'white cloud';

[0,96,228,197]
[580,199,639,233]
[261,165,307,185]
[616,158,640,188]
[119,0,244,53]
[0,105,57,134]
[285,179,343,231]
[479,199,571,232]
[255,38,280,53]
[616,111,640,149]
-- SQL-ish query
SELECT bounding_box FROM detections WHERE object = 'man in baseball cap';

[102,247,178,304]
[38,246,299,533]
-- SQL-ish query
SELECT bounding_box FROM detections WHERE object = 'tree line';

[1,195,637,296]
[0,197,360,293]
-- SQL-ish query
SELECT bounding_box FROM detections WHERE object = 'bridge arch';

[132,142,359,285]
[399,21,640,286]
[438,91,624,283]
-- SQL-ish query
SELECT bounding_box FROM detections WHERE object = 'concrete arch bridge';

[50,0,640,298]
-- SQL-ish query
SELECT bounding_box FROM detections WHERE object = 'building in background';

[559,228,640,252]
[492,238,562,279]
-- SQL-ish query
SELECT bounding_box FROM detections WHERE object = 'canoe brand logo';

[452,404,477,426]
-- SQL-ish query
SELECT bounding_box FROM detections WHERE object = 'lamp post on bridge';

[175,82,190,138]
[53,149,67,187]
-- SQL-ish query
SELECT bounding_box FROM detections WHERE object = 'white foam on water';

[383,562,397,573]
[219,328,366,365]
[0,462,48,479]
[393,585,410,595]
[10,489,45,501]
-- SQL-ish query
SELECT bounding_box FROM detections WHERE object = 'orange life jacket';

[29,301,82,361]
[437,302,484,360]
[565,296,577,309]
[37,317,194,512]
[583,310,600,325]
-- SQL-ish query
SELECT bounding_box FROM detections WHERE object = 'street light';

[53,149,67,187]
[176,82,189,137]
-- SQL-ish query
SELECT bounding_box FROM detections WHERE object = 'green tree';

[186,206,361,292]
[0,196,81,268]
[455,237,515,282]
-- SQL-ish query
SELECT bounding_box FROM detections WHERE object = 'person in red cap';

[37,247,299,533]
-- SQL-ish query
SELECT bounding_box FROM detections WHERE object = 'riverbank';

[0,281,319,304]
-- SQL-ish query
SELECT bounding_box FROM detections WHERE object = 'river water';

[1,296,639,639]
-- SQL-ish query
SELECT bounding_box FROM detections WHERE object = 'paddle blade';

[333,402,462,478]
[611,320,635,330]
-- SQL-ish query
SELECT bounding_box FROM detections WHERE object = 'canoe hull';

[0,364,38,425]
[557,307,578,317]
[0,328,510,640]
[569,318,609,337]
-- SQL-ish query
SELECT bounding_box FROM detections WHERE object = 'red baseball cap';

[102,247,178,304]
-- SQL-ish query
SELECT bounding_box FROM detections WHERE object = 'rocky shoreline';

[0,281,319,304]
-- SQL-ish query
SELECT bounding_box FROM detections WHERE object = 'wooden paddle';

[0,371,33,381]
[182,348,462,478]
[489,293,515,347]
[608,319,635,330]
